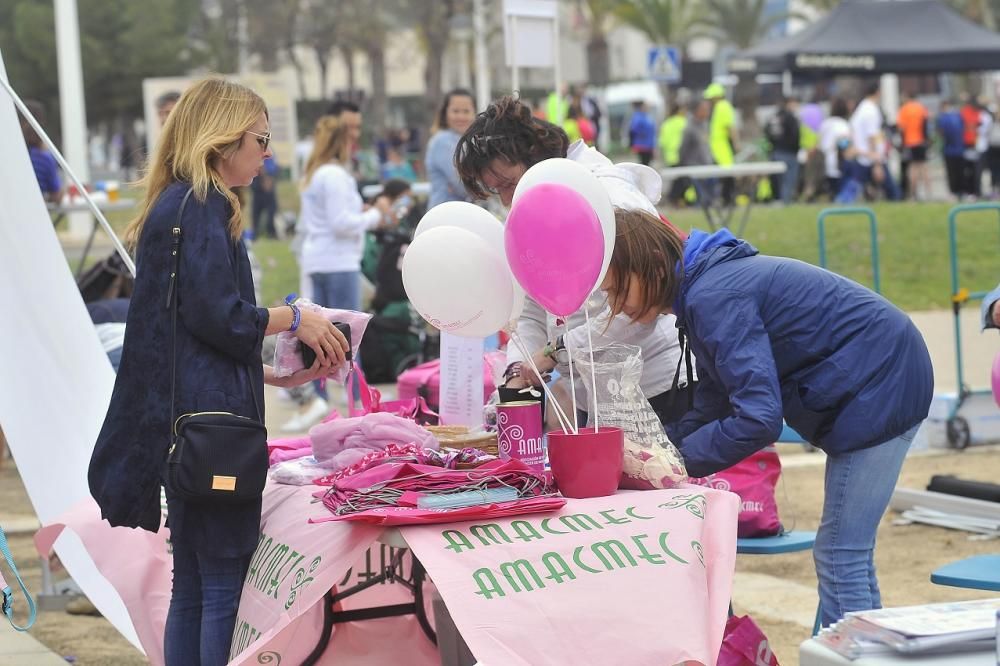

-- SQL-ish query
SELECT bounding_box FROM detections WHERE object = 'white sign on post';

[438,332,485,427]
[503,0,558,68]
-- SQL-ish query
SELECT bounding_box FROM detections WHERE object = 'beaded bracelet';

[285,293,301,332]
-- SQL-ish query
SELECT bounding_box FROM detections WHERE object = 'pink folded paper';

[313,458,564,526]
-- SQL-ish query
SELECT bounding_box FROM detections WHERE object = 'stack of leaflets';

[815,598,1000,659]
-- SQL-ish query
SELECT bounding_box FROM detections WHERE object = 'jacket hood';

[676,229,758,316]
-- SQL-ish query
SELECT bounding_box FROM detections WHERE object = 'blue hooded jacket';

[668,229,933,477]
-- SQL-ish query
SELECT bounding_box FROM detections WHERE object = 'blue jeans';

[310,271,361,401]
[773,150,800,204]
[164,542,251,666]
[814,424,918,627]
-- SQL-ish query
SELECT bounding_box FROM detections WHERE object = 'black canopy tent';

[729,0,1000,76]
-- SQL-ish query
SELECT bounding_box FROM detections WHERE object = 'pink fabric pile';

[309,412,437,462]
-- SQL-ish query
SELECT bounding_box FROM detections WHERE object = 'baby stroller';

[359,200,440,383]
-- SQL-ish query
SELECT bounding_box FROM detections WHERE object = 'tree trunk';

[286,46,307,99]
[341,46,356,101]
[368,45,388,135]
[586,35,610,87]
[315,46,330,100]
[424,40,445,132]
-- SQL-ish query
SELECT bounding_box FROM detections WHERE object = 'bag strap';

[347,362,379,417]
[0,525,36,632]
[167,187,262,431]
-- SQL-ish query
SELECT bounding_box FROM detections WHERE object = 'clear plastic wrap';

[272,300,372,382]
[574,343,688,489]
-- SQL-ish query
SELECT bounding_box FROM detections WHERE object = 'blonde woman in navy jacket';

[89,79,349,666]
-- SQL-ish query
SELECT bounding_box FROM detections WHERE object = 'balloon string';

[565,329,579,434]
[508,331,573,434]
[584,308,599,433]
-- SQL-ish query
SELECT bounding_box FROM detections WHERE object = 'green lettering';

[269,551,305,600]
[599,509,631,526]
[258,544,288,594]
[591,540,638,570]
[625,506,654,520]
[473,567,506,599]
[560,513,604,532]
[252,539,282,590]
[499,559,546,593]
[247,535,273,586]
[541,518,568,535]
[631,533,665,565]
[541,551,578,585]
[443,529,475,554]
[510,520,545,543]
[659,531,689,564]
[572,545,601,574]
[470,523,513,546]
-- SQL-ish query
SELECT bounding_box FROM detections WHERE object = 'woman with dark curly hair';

[454,95,694,427]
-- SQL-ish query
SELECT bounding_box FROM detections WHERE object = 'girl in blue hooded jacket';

[601,207,933,627]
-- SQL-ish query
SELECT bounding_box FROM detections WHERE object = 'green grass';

[83,182,1000,313]
[664,201,1000,311]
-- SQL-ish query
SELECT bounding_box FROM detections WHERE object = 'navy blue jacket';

[89,182,269,557]
[668,230,933,477]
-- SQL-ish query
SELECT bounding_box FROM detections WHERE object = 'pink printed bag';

[691,447,782,538]
[396,352,504,411]
[718,614,780,666]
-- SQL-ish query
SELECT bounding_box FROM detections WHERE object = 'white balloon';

[414,201,504,251]
[402,226,514,338]
[512,158,616,290]
[416,201,524,328]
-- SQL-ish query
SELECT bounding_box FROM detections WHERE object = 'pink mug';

[547,427,624,498]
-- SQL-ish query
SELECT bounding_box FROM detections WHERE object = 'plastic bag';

[272,299,372,382]
[574,343,687,489]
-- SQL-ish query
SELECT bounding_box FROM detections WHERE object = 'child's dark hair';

[454,95,568,199]
[605,208,686,318]
[380,178,412,201]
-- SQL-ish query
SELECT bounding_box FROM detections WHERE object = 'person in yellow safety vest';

[660,103,689,206]
[705,82,737,165]
[546,87,569,125]
[659,104,687,167]
[705,82,738,203]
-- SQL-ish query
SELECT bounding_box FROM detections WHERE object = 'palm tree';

[613,0,700,49]
[577,0,621,86]
[693,0,793,50]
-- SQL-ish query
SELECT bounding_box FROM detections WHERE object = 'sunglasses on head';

[246,130,271,151]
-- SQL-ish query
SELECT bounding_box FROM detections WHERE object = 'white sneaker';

[280,398,329,433]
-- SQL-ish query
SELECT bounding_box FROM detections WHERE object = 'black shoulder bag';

[163,188,269,503]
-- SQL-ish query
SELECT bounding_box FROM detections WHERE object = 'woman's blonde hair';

[124,77,267,249]
[302,115,352,187]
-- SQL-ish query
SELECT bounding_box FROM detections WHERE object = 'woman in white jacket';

[454,96,696,426]
[298,115,393,407]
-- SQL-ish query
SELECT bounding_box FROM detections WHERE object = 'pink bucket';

[547,427,624,498]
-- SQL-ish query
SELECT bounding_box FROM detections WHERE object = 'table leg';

[75,220,100,280]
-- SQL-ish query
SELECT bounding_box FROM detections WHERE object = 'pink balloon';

[992,350,1000,408]
[505,183,604,316]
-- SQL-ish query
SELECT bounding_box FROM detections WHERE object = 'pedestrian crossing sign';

[648,46,681,83]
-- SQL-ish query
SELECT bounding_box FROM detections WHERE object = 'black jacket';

[89,182,269,556]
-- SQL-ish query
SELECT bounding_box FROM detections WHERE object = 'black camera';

[299,322,352,368]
